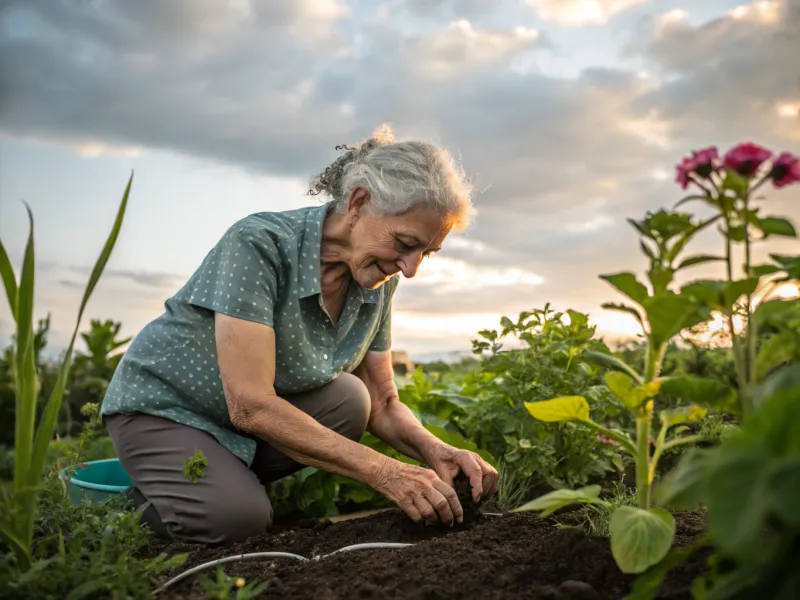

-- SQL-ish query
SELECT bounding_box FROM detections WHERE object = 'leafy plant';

[0,173,133,571]
[673,144,800,414]
[183,449,208,484]
[461,306,626,501]
[633,360,800,600]
[516,142,799,575]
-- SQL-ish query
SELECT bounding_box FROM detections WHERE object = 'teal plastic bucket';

[60,458,132,505]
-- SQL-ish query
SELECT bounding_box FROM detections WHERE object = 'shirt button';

[323,354,329,360]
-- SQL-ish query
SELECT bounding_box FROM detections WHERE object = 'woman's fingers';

[423,486,455,526]
[434,479,464,524]
[399,498,424,523]
[455,452,485,503]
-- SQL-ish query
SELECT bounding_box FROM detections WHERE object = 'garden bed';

[146,507,708,599]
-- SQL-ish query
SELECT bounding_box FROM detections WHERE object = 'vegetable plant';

[640,360,800,600]
[461,306,627,502]
[516,142,800,575]
[0,173,133,571]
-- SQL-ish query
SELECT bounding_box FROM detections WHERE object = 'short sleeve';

[368,276,399,352]
[188,225,281,327]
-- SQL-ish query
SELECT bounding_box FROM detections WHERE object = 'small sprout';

[183,449,208,483]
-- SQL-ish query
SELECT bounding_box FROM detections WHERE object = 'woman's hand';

[424,443,499,504]
[371,456,464,526]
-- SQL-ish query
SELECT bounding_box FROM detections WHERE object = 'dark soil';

[145,495,709,599]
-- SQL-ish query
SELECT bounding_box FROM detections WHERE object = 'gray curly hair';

[308,124,474,230]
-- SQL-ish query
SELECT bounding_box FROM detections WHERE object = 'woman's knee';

[330,373,371,440]
[171,491,274,545]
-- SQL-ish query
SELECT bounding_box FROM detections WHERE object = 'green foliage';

[0,173,132,570]
[0,474,186,599]
[461,306,626,500]
[517,145,800,574]
[645,361,800,599]
[183,450,208,484]
[609,506,676,574]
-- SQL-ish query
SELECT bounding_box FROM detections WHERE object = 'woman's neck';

[319,211,353,290]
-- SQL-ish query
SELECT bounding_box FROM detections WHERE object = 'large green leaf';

[610,507,676,574]
[642,292,710,348]
[704,443,770,563]
[766,455,800,528]
[756,331,799,381]
[623,545,701,600]
[513,485,602,516]
[524,396,590,422]
[654,448,710,510]
[750,216,797,239]
[583,350,643,384]
[601,272,649,305]
[681,278,759,314]
[658,375,737,413]
[605,372,660,410]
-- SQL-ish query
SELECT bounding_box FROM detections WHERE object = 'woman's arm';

[353,350,498,502]
[214,313,464,524]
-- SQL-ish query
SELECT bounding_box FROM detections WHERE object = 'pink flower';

[674,146,719,189]
[723,142,773,177]
[690,147,720,177]
[770,152,800,188]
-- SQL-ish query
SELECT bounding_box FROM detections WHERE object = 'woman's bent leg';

[105,413,272,544]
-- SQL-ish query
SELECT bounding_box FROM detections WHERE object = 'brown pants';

[105,373,370,545]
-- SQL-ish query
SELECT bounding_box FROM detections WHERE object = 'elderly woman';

[101,126,497,544]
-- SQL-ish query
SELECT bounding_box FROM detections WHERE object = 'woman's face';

[347,189,453,289]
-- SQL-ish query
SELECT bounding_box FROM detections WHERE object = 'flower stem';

[742,191,756,414]
[635,414,651,509]
[723,213,747,394]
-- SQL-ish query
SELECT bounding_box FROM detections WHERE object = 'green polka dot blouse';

[101,201,399,465]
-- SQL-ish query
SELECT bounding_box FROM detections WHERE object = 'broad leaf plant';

[515,143,800,575]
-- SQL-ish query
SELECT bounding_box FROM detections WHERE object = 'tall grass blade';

[13,205,36,497]
[0,238,18,320]
[27,172,133,505]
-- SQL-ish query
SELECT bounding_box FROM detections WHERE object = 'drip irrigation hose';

[155,512,503,593]
[155,552,308,593]
[319,542,413,557]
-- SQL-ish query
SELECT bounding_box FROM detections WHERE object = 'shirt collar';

[297,202,381,305]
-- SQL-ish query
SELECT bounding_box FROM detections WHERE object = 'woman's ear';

[346,186,370,227]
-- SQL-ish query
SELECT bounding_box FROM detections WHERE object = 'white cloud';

[409,19,541,79]
[405,256,544,290]
[526,0,648,26]
[729,1,780,24]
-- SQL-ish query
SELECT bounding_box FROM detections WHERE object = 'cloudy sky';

[1,0,799,360]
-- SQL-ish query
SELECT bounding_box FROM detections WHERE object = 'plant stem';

[742,192,756,414]
[648,422,669,483]
[635,415,651,509]
[661,435,704,452]
[636,341,662,509]
[723,213,748,395]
